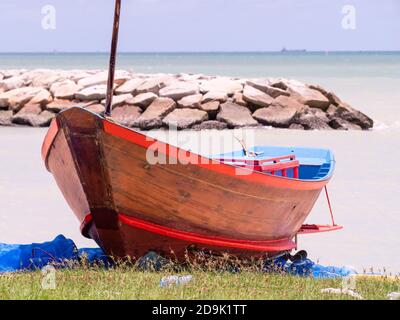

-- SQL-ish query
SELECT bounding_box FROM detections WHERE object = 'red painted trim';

[41,118,60,170]
[217,154,296,165]
[102,120,330,191]
[118,213,296,252]
[80,214,93,237]
[298,224,343,235]
[217,156,300,178]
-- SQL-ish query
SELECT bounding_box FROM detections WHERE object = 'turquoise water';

[0,52,399,78]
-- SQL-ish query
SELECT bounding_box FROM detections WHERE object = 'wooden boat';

[41,0,342,261]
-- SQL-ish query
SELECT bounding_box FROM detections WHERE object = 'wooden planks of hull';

[101,131,322,240]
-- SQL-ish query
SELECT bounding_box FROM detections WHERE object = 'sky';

[0,0,399,52]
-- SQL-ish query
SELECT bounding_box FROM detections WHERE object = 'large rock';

[50,80,80,99]
[38,111,56,127]
[0,110,13,126]
[30,89,53,106]
[75,85,107,101]
[135,75,174,95]
[31,71,67,89]
[329,117,362,131]
[159,81,199,100]
[12,103,42,125]
[178,94,203,109]
[67,71,93,83]
[0,87,45,112]
[326,92,342,106]
[308,84,328,96]
[18,69,45,82]
[77,70,131,88]
[177,94,203,109]
[255,94,310,128]
[192,120,228,130]
[12,104,54,127]
[216,102,258,128]
[283,80,330,110]
[326,104,338,118]
[200,101,220,119]
[274,95,306,112]
[126,92,158,108]
[253,104,297,127]
[269,78,289,91]
[1,69,27,79]
[232,92,247,106]
[84,104,105,115]
[202,91,228,103]
[162,108,208,129]
[246,79,289,98]
[309,84,343,106]
[0,76,26,92]
[293,109,332,130]
[101,94,133,108]
[200,78,243,96]
[115,78,145,95]
[289,123,305,130]
[325,103,372,130]
[306,107,330,123]
[30,111,55,127]
[46,99,80,113]
[134,97,176,129]
[242,85,274,109]
[111,105,142,127]
[335,102,373,129]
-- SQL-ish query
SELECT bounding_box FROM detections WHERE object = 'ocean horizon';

[1,51,399,77]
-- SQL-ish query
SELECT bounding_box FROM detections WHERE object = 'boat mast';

[104,0,122,117]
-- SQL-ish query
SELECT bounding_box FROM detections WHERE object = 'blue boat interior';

[214,145,335,181]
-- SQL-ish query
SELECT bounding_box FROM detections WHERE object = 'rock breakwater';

[0,69,373,130]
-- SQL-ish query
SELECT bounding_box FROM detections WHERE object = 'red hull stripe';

[80,214,342,250]
[118,213,296,252]
[80,214,93,237]
[102,120,329,191]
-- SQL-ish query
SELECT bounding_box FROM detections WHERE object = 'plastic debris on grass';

[387,292,400,300]
[160,275,193,287]
[320,288,364,300]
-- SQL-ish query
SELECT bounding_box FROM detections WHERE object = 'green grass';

[0,266,399,300]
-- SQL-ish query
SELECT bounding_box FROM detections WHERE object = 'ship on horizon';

[280,47,307,53]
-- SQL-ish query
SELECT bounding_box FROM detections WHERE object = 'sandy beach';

[1,124,399,273]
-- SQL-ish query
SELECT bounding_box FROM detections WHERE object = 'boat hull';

[42,107,332,260]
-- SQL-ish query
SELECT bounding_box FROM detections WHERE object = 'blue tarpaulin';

[0,235,356,278]
[0,235,106,273]
[264,254,357,278]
